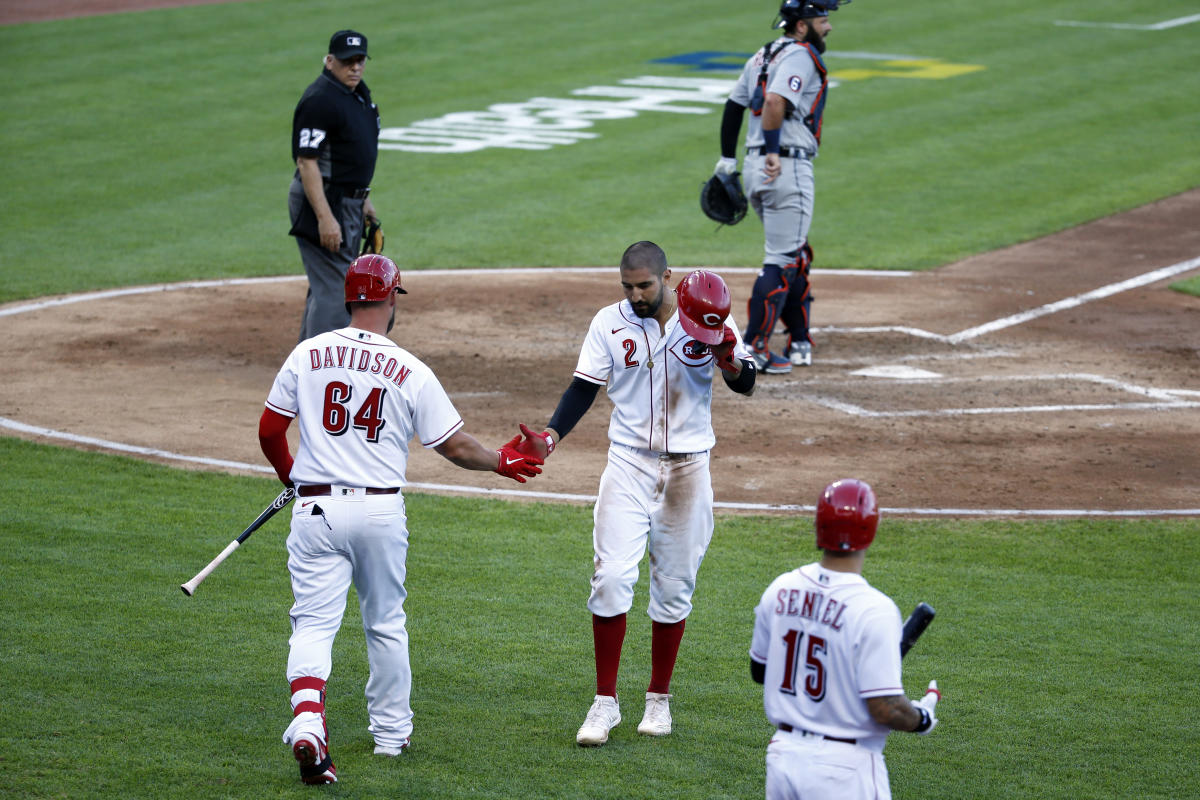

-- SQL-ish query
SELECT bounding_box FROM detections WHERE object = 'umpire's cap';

[330,30,369,60]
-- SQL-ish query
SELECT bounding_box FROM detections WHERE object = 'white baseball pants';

[285,490,413,748]
[588,444,714,623]
[765,731,891,800]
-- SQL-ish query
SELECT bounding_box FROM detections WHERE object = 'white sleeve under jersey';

[265,327,464,487]
[750,562,904,751]
[573,299,750,454]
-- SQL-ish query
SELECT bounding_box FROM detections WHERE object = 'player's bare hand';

[496,435,544,483]
[711,325,740,374]
[318,213,343,252]
[516,423,556,460]
[762,153,782,183]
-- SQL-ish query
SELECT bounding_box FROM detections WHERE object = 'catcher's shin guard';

[781,243,814,347]
[743,264,786,348]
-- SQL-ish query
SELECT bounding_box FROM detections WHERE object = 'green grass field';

[2,437,1197,799]
[1,1,1198,797]
[1,0,1198,300]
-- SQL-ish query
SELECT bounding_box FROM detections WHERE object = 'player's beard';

[632,283,665,318]
[386,306,396,333]
[804,24,827,53]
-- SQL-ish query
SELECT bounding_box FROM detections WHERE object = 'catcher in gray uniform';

[714,0,849,373]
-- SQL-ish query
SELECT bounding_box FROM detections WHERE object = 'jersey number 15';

[780,629,827,702]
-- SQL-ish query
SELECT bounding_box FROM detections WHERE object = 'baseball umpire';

[714,0,851,373]
[513,243,757,746]
[258,254,544,784]
[749,479,941,800]
[288,29,383,342]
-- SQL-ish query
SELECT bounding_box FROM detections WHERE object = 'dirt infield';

[3,191,1198,515]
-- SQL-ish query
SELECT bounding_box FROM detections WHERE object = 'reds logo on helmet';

[815,479,879,552]
[675,270,731,346]
[345,254,408,303]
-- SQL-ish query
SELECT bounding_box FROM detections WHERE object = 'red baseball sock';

[648,619,686,694]
[592,613,627,697]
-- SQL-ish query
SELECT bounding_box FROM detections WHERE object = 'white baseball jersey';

[573,300,750,453]
[750,562,904,753]
[730,36,826,156]
[265,327,464,486]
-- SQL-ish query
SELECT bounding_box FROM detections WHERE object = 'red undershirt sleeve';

[258,407,295,486]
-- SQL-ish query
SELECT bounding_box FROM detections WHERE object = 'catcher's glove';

[700,172,748,226]
[361,217,384,255]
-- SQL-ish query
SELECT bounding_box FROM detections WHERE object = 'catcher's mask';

[775,0,849,27]
[345,254,407,303]
[675,270,731,346]
[815,478,879,552]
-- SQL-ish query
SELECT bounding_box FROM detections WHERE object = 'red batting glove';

[496,435,544,483]
[711,325,740,374]
[516,423,556,460]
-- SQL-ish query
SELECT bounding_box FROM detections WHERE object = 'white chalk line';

[3,416,1196,517]
[810,255,1200,343]
[948,256,1200,342]
[1054,13,1200,30]
[0,267,912,319]
[783,373,1200,416]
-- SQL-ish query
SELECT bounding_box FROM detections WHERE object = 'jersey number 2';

[323,382,387,442]
[779,629,827,701]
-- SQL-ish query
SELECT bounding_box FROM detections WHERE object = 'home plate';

[851,365,943,379]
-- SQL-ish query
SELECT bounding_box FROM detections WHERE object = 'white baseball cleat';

[787,340,812,366]
[374,739,410,756]
[576,694,621,746]
[637,692,673,736]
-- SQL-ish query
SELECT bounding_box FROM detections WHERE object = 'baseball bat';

[900,601,936,658]
[180,487,295,596]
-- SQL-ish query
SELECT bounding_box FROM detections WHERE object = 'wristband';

[912,706,932,733]
[762,128,781,154]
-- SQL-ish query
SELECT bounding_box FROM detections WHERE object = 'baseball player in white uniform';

[714,0,850,373]
[513,242,757,746]
[750,479,941,799]
[257,254,544,784]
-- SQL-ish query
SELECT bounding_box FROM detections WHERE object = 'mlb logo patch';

[788,75,802,92]
[348,36,362,46]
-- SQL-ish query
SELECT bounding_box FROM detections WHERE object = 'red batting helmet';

[815,479,879,552]
[675,269,731,345]
[345,254,407,303]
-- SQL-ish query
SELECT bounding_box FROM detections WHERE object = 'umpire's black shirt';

[292,69,380,190]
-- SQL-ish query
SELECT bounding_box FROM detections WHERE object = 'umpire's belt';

[777,723,856,745]
[746,146,811,159]
[297,485,399,497]
[326,184,371,199]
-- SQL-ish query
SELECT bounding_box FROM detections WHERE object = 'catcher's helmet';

[345,254,407,303]
[776,0,850,26]
[815,478,879,552]
[675,270,731,346]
